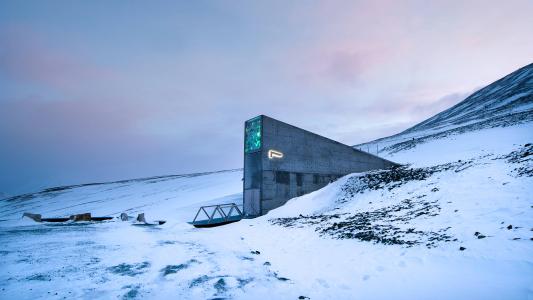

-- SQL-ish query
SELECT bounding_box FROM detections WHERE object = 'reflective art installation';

[244,116,262,153]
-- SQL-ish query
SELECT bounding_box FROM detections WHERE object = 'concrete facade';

[243,115,399,217]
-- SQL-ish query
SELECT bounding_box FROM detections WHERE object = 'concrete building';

[243,115,400,217]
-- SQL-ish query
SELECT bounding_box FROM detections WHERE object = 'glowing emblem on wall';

[268,149,284,159]
[245,116,262,153]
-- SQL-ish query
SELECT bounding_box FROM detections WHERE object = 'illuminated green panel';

[245,116,262,153]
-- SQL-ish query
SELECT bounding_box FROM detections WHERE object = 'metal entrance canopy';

[188,203,243,228]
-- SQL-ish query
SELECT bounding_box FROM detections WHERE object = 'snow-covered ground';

[1,65,532,299]
[0,169,243,223]
[1,125,531,300]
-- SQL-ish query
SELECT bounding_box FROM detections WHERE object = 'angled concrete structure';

[243,115,399,217]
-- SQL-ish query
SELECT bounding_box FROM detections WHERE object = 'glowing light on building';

[244,116,262,153]
[268,149,283,159]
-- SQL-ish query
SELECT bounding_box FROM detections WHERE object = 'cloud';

[0,26,115,92]
[410,91,473,116]
[0,94,245,194]
[321,48,390,84]
[0,97,153,155]
[282,39,399,88]
[1,0,532,195]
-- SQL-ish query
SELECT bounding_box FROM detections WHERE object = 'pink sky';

[0,0,532,194]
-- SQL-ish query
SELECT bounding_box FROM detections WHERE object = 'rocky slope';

[357,63,533,156]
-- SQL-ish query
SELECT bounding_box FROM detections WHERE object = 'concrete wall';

[243,115,399,217]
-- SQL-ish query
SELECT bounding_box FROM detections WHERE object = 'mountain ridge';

[356,63,533,155]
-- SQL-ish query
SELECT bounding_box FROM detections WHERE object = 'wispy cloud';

[0,0,532,194]
[0,26,116,93]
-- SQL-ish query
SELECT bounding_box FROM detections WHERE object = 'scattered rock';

[189,275,210,288]
[122,284,141,299]
[160,259,199,276]
[107,262,151,277]
[459,246,466,251]
[272,197,450,248]
[336,165,444,198]
[237,277,254,289]
[495,144,533,177]
[507,225,513,230]
[271,271,290,282]
[214,278,227,295]
[120,213,129,221]
[474,232,487,239]
[250,250,261,255]
[136,213,146,223]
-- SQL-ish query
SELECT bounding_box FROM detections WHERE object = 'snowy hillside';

[356,63,533,158]
[404,63,532,134]
[0,170,243,222]
[0,64,532,300]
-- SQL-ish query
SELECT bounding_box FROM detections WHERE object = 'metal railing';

[191,203,243,225]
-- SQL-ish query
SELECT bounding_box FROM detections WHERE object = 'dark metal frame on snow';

[191,203,243,227]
